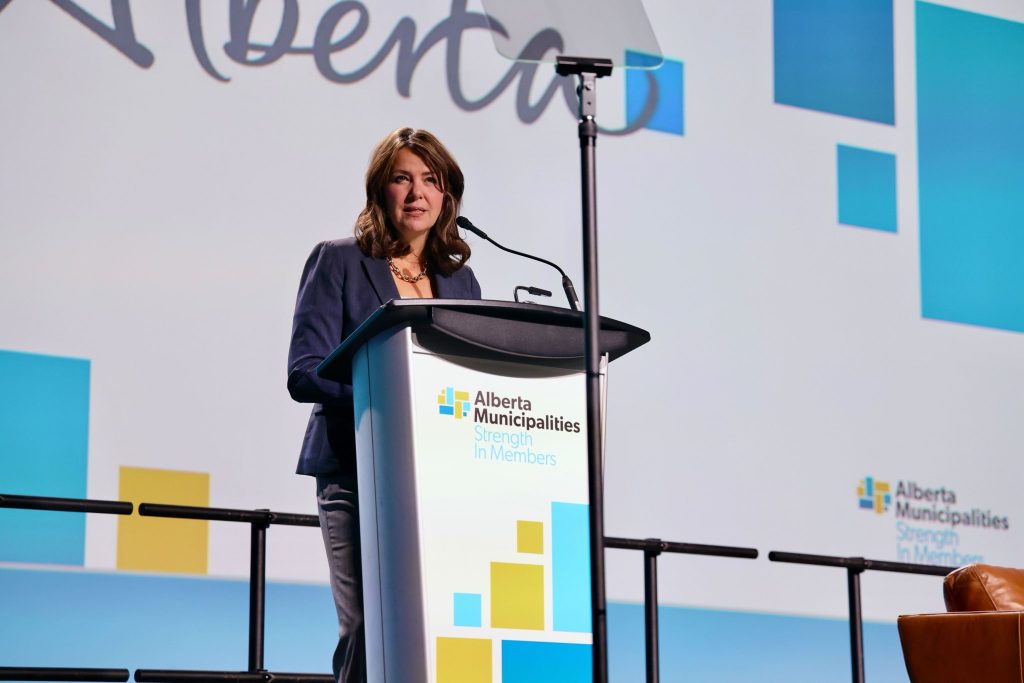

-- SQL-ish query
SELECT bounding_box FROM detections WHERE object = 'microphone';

[514,285,553,304]
[457,216,581,311]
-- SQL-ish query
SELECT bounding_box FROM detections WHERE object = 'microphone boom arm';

[457,216,581,311]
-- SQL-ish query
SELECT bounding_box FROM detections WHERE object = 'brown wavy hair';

[354,127,470,276]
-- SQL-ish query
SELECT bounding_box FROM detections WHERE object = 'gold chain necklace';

[387,256,428,283]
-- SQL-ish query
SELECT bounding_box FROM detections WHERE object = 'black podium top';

[316,299,650,382]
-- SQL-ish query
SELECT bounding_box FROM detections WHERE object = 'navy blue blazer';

[287,237,482,475]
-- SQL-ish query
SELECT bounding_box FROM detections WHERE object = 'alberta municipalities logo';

[433,385,582,468]
[434,387,582,433]
[437,386,470,420]
[856,474,1009,531]
[858,474,1011,566]
[857,476,892,513]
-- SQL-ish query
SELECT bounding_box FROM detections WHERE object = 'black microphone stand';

[555,54,613,683]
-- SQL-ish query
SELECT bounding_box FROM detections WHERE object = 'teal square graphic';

[453,592,481,627]
[0,350,90,565]
[502,640,591,682]
[774,0,895,124]
[626,51,684,136]
[917,1,1024,333]
[837,145,898,232]
[552,502,590,632]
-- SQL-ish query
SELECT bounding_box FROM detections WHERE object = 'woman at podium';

[287,127,482,682]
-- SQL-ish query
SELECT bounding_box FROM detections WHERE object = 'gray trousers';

[316,473,365,683]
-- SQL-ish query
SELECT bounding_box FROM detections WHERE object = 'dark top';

[287,237,482,475]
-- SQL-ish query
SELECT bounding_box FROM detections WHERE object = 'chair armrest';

[898,612,1023,683]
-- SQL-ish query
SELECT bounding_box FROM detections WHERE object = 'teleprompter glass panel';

[480,0,662,68]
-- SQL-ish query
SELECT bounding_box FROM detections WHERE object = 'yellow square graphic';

[876,481,890,493]
[454,390,469,402]
[437,637,491,683]
[516,520,543,554]
[117,466,210,574]
[490,562,543,629]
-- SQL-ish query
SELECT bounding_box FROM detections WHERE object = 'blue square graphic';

[552,502,590,632]
[774,0,895,124]
[837,145,898,232]
[453,592,481,627]
[626,51,684,136]
[502,641,591,683]
[0,350,90,565]
[917,2,1024,334]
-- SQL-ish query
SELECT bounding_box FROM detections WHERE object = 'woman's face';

[383,147,444,248]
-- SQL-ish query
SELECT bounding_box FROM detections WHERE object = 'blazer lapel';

[434,270,454,299]
[435,268,472,299]
[361,255,400,305]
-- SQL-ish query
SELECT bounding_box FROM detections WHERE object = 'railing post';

[846,560,866,683]
[643,539,663,683]
[249,511,269,672]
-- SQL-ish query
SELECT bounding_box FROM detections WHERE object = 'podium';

[318,300,649,682]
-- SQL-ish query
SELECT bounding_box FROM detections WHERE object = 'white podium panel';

[352,326,594,683]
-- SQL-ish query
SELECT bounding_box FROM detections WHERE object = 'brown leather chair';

[898,564,1024,682]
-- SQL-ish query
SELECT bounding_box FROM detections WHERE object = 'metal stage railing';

[131,503,329,683]
[768,551,955,683]
[0,494,133,682]
[0,493,330,683]
[1,493,957,682]
[0,668,130,682]
[0,493,132,516]
[132,671,333,683]
[604,537,758,683]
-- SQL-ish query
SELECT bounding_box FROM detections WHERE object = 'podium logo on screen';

[437,386,471,420]
[857,476,891,514]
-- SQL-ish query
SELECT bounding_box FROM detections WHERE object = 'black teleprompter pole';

[555,54,613,683]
